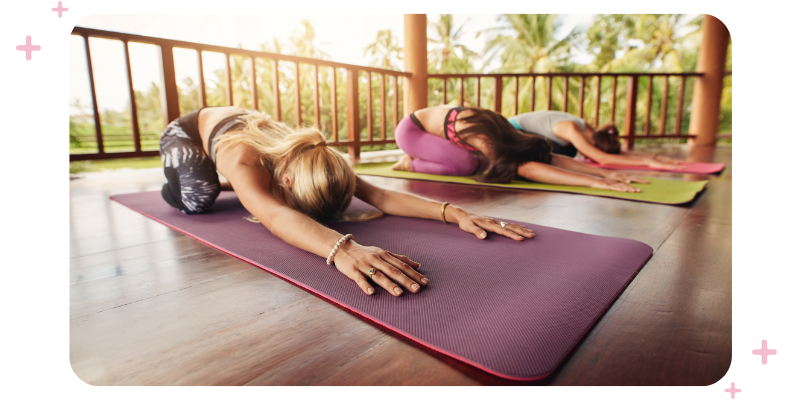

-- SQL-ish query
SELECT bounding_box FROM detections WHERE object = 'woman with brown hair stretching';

[390,106,648,192]
[159,106,534,298]
[508,111,685,169]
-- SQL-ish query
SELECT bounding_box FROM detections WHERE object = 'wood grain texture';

[69,146,731,385]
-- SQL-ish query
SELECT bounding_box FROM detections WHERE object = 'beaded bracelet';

[326,234,354,265]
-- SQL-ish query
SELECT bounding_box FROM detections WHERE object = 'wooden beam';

[688,15,729,146]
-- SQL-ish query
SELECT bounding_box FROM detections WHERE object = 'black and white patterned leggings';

[159,121,221,214]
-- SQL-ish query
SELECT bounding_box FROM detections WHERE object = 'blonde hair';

[215,111,382,222]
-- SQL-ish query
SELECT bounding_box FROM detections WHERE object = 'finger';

[366,261,409,297]
[348,269,376,295]
[465,222,488,240]
[478,220,525,241]
[630,176,650,184]
[383,253,429,288]
[504,222,535,238]
[387,251,421,269]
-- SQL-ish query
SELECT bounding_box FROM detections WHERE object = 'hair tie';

[314,141,327,148]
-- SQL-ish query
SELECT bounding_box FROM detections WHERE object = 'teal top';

[508,111,585,147]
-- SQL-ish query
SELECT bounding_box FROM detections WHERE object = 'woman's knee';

[449,153,480,175]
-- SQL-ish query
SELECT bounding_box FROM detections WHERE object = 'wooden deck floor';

[69,145,731,385]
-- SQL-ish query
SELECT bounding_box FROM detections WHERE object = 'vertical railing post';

[346,68,361,161]
[594,75,601,126]
[197,50,207,108]
[294,62,302,128]
[645,76,653,135]
[331,67,338,139]
[380,74,386,140]
[224,53,233,106]
[366,71,373,140]
[460,77,465,106]
[476,77,481,108]
[689,15,730,146]
[122,40,142,153]
[578,76,585,118]
[610,76,618,126]
[158,45,181,124]
[675,76,687,135]
[392,75,398,130]
[84,35,104,153]
[493,76,502,113]
[623,75,638,151]
[313,64,320,129]
[273,60,282,122]
[251,57,258,111]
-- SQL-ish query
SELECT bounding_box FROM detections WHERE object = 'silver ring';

[499,221,508,228]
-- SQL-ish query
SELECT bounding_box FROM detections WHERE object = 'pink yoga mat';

[110,191,653,381]
[580,158,725,174]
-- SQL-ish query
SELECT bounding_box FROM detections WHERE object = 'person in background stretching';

[508,110,685,170]
[159,106,535,297]
[390,106,648,192]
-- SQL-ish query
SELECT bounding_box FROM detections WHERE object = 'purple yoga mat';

[111,191,653,381]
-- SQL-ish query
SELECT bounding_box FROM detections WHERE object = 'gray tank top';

[508,111,585,147]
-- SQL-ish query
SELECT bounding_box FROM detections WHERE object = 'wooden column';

[688,15,730,146]
[403,14,428,115]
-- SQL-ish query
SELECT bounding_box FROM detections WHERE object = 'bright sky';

[69,14,603,114]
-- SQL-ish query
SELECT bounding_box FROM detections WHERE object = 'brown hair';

[453,108,553,183]
[592,123,621,154]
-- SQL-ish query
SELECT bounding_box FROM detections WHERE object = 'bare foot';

[390,154,414,171]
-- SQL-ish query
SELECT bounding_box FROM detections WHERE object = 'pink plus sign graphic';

[52,2,68,18]
[752,339,777,364]
[16,36,41,60]
[725,382,741,399]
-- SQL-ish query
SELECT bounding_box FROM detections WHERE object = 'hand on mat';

[456,213,535,242]
[647,159,687,170]
[333,240,427,297]
[592,178,641,193]
[607,172,649,184]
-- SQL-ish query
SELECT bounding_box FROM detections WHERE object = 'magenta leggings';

[394,116,483,176]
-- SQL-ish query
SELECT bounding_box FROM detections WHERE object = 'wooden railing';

[70,27,410,161]
[428,72,732,150]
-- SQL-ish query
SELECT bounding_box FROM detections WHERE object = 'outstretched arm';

[550,154,649,184]
[354,176,534,241]
[566,126,685,170]
[516,160,641,193]
[216,143,426,298]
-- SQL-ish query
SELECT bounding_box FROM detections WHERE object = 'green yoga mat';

[354,162,707,205]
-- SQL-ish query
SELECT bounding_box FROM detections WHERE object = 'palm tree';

[427,14,480,73]
[363,29,403,70]
[480,14,576,73]
[426,15,481,106]
[588,14,701,72]
[478,14,578,115]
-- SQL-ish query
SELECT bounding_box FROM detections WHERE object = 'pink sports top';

[444,107,476,151]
